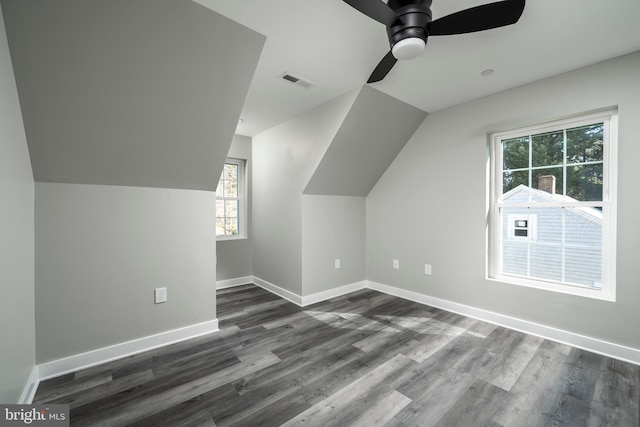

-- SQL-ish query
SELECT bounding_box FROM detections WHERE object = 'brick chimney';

[538,175,556,194]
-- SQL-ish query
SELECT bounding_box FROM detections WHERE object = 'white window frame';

[488,109,617,301]
[216,158,247,240]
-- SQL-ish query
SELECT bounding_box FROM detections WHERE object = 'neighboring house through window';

[489,110,617,300]
[216,159,246,239]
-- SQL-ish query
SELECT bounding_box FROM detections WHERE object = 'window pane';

[224,179,238,199]
[566,164,603,201]
[223,164,238,181]
[565,246,601,288]
[564,206,602,246]
[567,124,603,164]
[565,202,602,288]
[530,243,562,282]
[502,137,529,170]
[501,240,528,276]
[503,170,528,194]
[216,218,226,236]
[225,217,238,235]
[532,130,564,167]
[534,207,562,245]
[216,200,225,218]
[532,168,563,196]
[225,200,238,218]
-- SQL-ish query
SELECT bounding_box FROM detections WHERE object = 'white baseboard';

[38,319,219,381]
[216,276,254,289]
[34,276,638,388]
[243,277,368,308]
[19,366,39,404]
[366,280,640,366]
[301,281,367,307]
[215,276,640,365]
[252,276,302,306]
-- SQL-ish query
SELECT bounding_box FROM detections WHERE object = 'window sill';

[487,274,615,302]
[216,235,248,242]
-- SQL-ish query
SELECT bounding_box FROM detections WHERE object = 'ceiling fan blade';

[428,0,525,36]
[343,0,402,27]
[367,51,397,83]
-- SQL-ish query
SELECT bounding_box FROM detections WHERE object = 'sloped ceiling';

[195,0,640,138]
[304,85,427,197]
[1,0,264,191]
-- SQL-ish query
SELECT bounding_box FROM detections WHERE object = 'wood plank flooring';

[34,284,640,426]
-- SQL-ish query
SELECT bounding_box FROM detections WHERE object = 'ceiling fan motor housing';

[387,0,433,59]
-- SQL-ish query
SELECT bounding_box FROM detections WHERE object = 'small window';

[508,214,537,240]
[489,110,617,301]
[514,221,527,236]
[216,159,246,240]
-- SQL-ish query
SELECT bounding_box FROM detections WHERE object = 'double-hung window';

[216,159,246,240]
[489,110,617,300]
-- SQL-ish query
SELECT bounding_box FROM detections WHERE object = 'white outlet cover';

[425,264,432,275]
[154,287,167,304]
[393,259,399,269]
[335,259,341,269]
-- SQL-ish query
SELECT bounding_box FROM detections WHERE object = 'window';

[508,214,537,240]
[216,159,246,239]
[489,110,617,300]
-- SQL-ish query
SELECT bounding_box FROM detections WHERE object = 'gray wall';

[254,86,425,296]
[2,0,264,191]
[252,91,358,295]
[366,51,640,350]
[0,3,35,403]
[302,195,366,294]
[35,183,217,363]
[2,0,262,367]
[217,135,253,282]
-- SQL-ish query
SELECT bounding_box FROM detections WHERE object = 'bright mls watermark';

[0,405,69,426]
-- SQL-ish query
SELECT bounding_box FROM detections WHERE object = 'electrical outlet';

[393,259,400,269]
[425,264,432,275]
[335,259,341,269]
[154,287,167,304]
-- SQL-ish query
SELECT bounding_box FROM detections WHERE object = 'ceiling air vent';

[279,72,316,89]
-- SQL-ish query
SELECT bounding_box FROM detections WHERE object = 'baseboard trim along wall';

[19,366,39,404]
[366,280,640,366]
[27,275,639,399]
[216,276,254,289]
[37,319,219,382]
[230,276,640,365]
[251,277,367,307]
[252,276,303,306]
[300,281,367,307]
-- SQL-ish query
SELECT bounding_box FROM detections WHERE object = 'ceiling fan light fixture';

[391,37,425,60]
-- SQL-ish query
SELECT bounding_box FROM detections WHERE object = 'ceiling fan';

[343,0,526,83]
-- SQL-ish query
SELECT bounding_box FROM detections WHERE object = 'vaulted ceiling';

[4,0,640,192]
[2,0,264,191]
[195,0,640,137]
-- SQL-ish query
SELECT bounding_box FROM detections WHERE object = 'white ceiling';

[195,0,640,137]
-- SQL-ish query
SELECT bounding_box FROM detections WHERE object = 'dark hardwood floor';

[34,284,640,426]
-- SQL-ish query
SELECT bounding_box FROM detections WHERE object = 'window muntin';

[489,111,616,300]
[216,159,246,239]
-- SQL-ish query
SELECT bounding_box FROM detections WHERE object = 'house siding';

[501,186,602,287]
